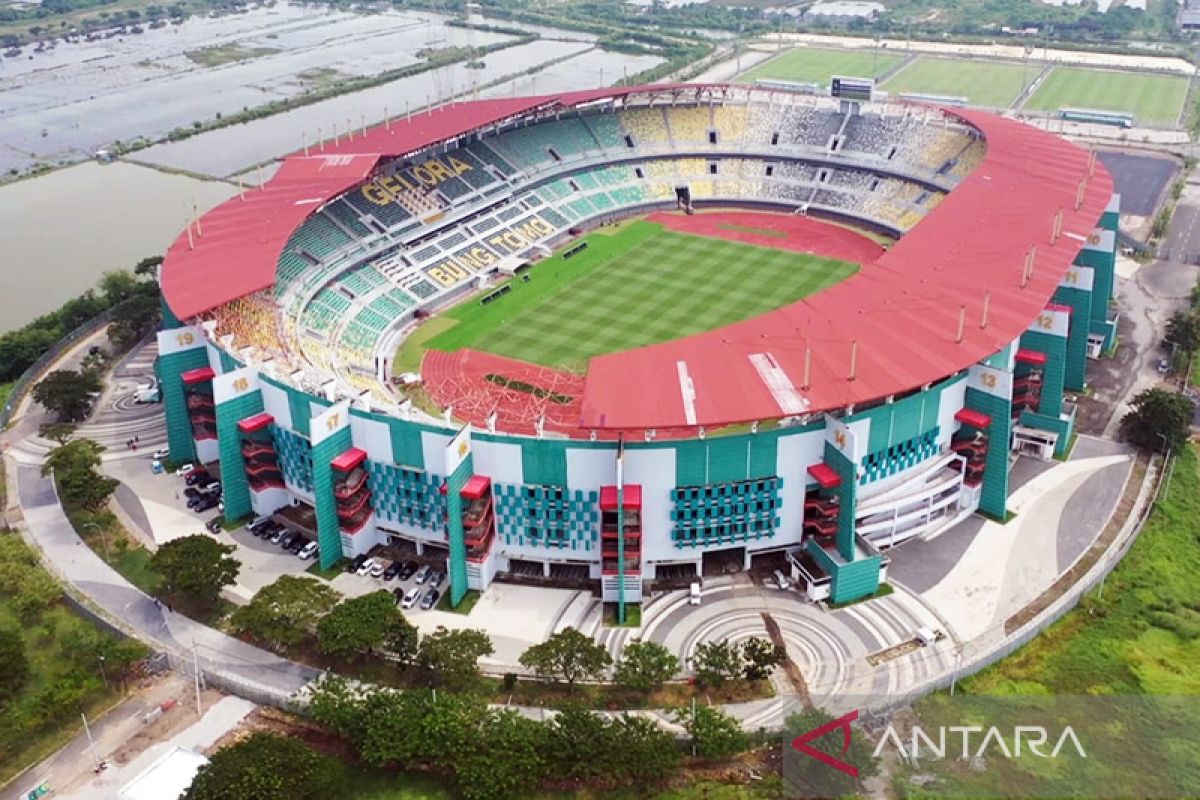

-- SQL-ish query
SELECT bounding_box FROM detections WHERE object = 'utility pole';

[191,640,203,717]
[81,712,102,771]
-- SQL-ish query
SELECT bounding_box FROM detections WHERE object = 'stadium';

[156,83,1118,610]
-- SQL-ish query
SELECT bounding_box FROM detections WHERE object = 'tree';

[41,438,117,511]
[99,269,140,306]
[741,636,786,681]
[674,703,747,761]
[416,626,494,687]
[544,704,617,781]
[231,575,340,648]
[614,640,678,693]
[1119,388,1195,453]
[784,708,880,798]
[608,714,681,783]
[32,369,101,422]
[1165,310,1200,355]
[183,733,338,800]
[316,590,400,660]
[107,289,160,350]
[385,613,419,665]
[150,535,239,607]
[692,638,742,688]
[518,626,611,688]
[0,625,30,707]
[453,709,549,800]
[134,255,164,277]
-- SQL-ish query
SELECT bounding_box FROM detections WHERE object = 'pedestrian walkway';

[13,465,318,703]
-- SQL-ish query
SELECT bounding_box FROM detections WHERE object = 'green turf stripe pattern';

[422,220,859,370]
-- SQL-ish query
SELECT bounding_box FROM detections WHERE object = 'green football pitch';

[1024,67,1189,126]
[881,57,1031,108]
[412,220,859,372]
[738,46,904,86]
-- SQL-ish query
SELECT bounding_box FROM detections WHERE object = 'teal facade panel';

[158,347,210,464]
[522,439,568,486]
[215,389,263,523]
[964,386,1012,518]
[312,427,352,569]
[1051,285,1090,392]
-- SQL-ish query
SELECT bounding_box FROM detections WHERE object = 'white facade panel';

[421,430,454,477]
[937,376,968,445]
[349,414,394,465]
[471,439,523,485]
[775,426,827,542]
[565,447,617,493]
[622,447,676,564]
[259,382,292,431]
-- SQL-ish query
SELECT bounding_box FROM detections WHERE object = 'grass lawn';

[111,547,164,595]
[0,380,13,410]
[738,46,904,85]
[0,536,148,786]
[881,56,1030,108]
[1025,67,1189,126]
[185,43,277,67]
[420,221,858,371]
[964,444,1200,696]
[436,588,481,615]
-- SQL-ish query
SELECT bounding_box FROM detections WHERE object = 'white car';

[400,586,421,610]
[175,463,196,476]
[151,447,170,461]
[369,560,386,578]
[297,541,319,560]
[356,558,378,577]
[773,569,792,591]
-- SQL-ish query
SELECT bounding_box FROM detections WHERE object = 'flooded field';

[136,42,663,177]
[0,162,235,330]
[0,5,663,332]
[0,4,512,173]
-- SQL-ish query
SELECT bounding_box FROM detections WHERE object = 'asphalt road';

[1097,150,1178,217]
[1160,203,1200,265]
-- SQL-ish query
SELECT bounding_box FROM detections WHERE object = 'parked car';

[382,561,402,581]
[427,570,445,589]
[269,528,286,544]
[194,496,219,513]
[397,561,418,580]
[248,516,272,534]
[346,554,368,574]
[420,589,440,611]
[413,565,432,585]
[184,469,211,487]
[278,532,296,550]
[151,447,170,461]
[400,586,421,610]
[184,487,202,500]
[357,558,379,577]
[175,463,196,477]
[392,586,407,604]
[205,517,222,534]
[298,541,319,560]
[1157,358,1171,374]
[286,536,305,554]
[369,560,387,578]
[773,569,792,591]
[259,522,283,539]
[688,582,702,606]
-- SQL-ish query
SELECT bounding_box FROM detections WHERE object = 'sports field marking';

[738,46,904,86]
[421,221,859,371]
[1024,67,1189,126]
[881,56,1031,108]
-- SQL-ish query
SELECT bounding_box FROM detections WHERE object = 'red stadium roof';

[578,109,1113,430]
[160,86,704,320]
[160,88,1113,432]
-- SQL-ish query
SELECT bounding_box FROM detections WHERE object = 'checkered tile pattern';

[271,427,314,493]
[670,477,781,549]
[860,428,940,485]
[493,483,599,551]
[366,462,447,533]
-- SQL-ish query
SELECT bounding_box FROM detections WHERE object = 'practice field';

[738,46,904,86]
[881,56,1030,108]
[1024,67,1189,126]
[418,220,859,371]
